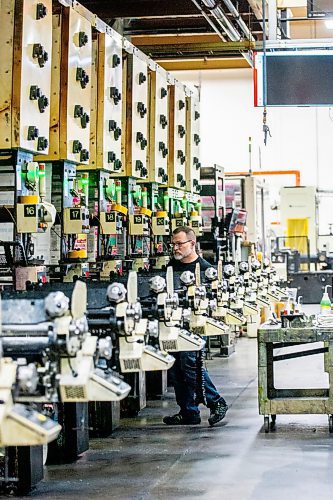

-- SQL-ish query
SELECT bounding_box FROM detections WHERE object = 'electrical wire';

[2,205,17,231]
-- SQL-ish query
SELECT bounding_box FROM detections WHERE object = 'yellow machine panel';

[41,6,93,164]
[168,82,187,190]
[16,203,38,233]
[123,51,149,179]
[97,29,124,173]
[0,0,52,153]
[186,93,201,194]
[148,67,169,184]
[87,38,98,169]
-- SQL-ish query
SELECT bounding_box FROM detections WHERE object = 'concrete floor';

[29,335,333,500]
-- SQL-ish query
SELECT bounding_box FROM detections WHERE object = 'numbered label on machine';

[17,204,38,233]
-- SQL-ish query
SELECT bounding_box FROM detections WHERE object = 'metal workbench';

[258,318,333,433]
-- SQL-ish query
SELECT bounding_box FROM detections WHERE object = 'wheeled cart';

[258,320,333,433]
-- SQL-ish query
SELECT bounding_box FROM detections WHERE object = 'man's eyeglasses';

[171,240,192,249]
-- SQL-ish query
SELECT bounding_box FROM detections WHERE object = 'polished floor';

[29,334,333,500]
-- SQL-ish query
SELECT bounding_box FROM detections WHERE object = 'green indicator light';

[81,178,89,186]
[38,171,46,177]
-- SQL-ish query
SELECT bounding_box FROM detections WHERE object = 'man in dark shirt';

[164,226,228,426]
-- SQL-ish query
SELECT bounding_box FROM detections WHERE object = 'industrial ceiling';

[79,1,333,69]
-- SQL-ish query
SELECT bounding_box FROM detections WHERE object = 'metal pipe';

[2,336,52,354]
[1,324,52,335]
[191,0,253,65]
[189,0,227,41]
[200,0,242,41]
[221,0,254,41]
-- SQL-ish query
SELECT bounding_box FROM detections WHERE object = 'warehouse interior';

[1,0,333,497]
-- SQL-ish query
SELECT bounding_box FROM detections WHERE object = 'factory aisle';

[29,337,333,500]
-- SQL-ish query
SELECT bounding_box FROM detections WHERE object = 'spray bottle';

[320,285,332,315]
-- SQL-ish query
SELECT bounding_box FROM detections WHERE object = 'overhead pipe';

[189,0,228,42]
[221,0,254,41]
[198,0,242,41]
[191,0,254,65]
[225,170,301,187]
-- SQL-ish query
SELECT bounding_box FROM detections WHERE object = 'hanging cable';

[262,0,271,145]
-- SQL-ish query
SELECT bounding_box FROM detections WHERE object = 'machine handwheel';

[329,415,333,434]
[264,416,270,433]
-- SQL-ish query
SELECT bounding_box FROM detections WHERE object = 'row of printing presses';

[0,258,285,493]
[0,0,286,494]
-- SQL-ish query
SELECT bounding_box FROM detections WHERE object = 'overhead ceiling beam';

[131,34,222,46]
[136,40,255,59]
[159,58,251,70]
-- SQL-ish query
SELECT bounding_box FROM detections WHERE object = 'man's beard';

[173,248,192,261]
[173,253,184,261]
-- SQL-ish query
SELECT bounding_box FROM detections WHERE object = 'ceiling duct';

[192,0,242,41]
[221,0,254,41]
[191,0,254,64]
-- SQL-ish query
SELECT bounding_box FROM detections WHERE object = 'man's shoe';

[208,399,228,427]
[163,413,201,425]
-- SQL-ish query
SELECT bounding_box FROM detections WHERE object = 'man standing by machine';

[163,226,229,426]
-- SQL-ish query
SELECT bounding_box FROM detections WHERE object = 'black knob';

[181,179,186,188]
[194,133,201,146]
[195,110,200,120]
[178,125,186,138]
[110,87,121,105]
[141,167,148,177]
[158,168,165,177]
[29,85,40,100]
[160,114,167,129]
[159,142,165,152]
[37,136,48,151]
[32,44,48,68]
[79,31,88,47]
[114,159,122,170]
[80,149,90,162]
[108,151,116,163]
[36,3,47,19]
[135,160,143,171]
[74,105,84,118]
[80,112,89,129]
[138,72,146,84]
[112,54,121,68]
[73,140,83,154]
[177,150,185,164]
[38,94,49,113]
[137,102,147,118]
[178,100,185,110]
[136,132,144,143]
[114,127,121,141]
[162,174,168,183]
[140,138,147,150]
[161,87,167,99]
[177,174,183,183]
[27,126,39,140]
[76,68,89,89]
[109,120,117,131]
